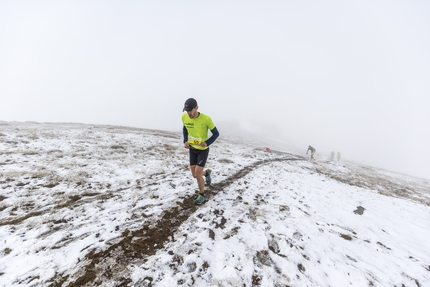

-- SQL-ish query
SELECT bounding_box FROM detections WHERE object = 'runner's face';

[187,107,198,118]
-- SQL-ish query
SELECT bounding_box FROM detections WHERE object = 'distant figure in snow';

[306,145,316,161]
[330,151,335,161]
[337,152,341,161]
[182,98,220,205]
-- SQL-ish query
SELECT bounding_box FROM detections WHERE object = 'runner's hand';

[184,142,190,149]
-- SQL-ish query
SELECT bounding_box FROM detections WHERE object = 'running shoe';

[195,194,205,204]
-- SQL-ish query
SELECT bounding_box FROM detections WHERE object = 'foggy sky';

[1,0,429,180]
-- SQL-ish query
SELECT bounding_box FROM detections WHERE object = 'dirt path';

[48,156,302,287]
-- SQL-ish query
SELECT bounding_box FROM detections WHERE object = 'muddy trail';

[48,156,303,287]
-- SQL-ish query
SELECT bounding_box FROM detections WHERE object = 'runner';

[306,145,316,161]
[182,98,220,204]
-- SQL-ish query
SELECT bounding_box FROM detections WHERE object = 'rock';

[353,206,365,215]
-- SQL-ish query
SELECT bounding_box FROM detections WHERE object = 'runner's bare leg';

[190,165,205,194]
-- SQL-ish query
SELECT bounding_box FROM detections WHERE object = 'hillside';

[0,121,429,287]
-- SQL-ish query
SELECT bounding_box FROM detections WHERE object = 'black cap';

[183,98,197,112]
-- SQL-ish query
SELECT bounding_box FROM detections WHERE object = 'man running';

[182,98,220,204]
[307,145,316,161]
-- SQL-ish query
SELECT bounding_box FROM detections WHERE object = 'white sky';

[1,0,430,180]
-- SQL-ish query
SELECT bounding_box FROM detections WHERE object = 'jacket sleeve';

[183,126,189,143]
[205,127,219,146]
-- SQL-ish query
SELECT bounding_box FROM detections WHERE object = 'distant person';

[330,151,335,161]
[182,98,220,204]
[337,151,341,161]
[306,145,316,161]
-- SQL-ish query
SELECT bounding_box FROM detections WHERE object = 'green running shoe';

[195,194,205,204]
[205,169,212,185]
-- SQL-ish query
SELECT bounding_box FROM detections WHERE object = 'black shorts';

[189,147,209,167]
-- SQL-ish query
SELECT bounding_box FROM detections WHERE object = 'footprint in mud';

[254,194,267,206]
[211,209,227,229]
[293,231,303,241]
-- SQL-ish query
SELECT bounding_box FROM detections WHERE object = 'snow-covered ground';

[0,121,429,287]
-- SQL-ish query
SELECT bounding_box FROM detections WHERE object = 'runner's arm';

[205,127,219,146]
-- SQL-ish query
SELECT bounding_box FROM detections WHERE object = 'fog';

[1,0,429,180]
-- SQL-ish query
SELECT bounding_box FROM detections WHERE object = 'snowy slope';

[0,121,429,287]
